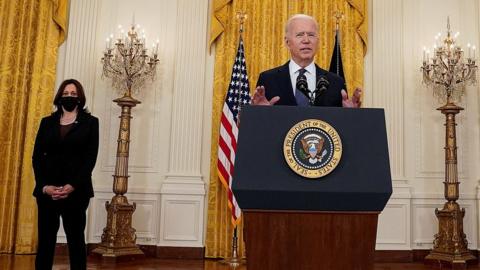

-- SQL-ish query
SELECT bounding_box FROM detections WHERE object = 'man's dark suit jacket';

[32,111,99,200]
[256,61,345,107]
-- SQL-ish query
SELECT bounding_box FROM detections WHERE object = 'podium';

[232,106,392,270]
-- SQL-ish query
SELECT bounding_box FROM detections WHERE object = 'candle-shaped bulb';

[117,25,123,40]
[155,39,160,54]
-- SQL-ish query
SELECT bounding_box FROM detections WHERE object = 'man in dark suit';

[253,14,361,108]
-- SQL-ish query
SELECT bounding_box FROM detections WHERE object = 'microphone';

[296,74,309,98]
[316,75,329,93]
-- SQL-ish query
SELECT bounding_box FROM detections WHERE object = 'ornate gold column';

[424,102,475,267]
[92,93,143,258]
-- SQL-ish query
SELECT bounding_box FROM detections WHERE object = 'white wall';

[55,0,212,248]
[54,0,480,251]
[366,0,480,250]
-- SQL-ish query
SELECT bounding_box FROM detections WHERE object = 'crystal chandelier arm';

[103,59,124,76]
[463,69,474,84]
[423,71,432,84]
[127,44,150,78]
[122,45,144,81]
[130,60,148,79]
[127,57,144,77]
[422,65,435,85]
[439,58,449,71]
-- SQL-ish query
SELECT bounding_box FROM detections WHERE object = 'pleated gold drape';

[206,0,367,258]
[0,0,68,254]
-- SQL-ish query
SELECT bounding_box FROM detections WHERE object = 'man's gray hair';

[284,14,319,35]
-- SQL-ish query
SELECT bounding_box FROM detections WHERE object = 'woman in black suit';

[32,79,99,270]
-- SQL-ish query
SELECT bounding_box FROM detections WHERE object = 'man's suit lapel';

[277,61,297,105]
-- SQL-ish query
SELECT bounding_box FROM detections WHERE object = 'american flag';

[217,37,251,225]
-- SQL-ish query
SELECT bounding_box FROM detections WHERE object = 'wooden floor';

[1,255,480,270]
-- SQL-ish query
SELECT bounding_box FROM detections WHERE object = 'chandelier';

[102,24,159,96]
[421,17,477,103]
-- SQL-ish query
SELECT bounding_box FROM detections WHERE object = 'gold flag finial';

[236,11,247,34]
[333,10,344,31]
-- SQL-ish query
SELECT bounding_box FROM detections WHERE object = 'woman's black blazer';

[32,111,99,199]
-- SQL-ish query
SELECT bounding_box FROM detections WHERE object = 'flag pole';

[332,10,344,76]
[220,226,243,266]
[333,10,344,31]
[219,11,248,267]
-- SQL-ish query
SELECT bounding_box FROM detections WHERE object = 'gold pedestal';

[424,103,476,268]
[425,201,476,267]
[92,93,144,259]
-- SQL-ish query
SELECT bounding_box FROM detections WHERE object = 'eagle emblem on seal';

[300,134,328,164]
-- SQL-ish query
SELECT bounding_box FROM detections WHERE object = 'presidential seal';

[283,119,342,178]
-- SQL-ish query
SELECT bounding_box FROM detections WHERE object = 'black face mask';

[60,96,79,112]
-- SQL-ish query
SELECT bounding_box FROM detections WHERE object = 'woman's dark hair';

[53,79,88,113]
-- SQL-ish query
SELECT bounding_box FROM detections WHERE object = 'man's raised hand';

[252,86,280,106]
[341,88,362,108]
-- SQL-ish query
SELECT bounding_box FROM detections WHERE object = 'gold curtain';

[206,0,367,258]
[0,0,68,254]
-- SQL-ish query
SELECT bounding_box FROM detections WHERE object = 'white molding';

[411,193,478,200]
[376,200,411,250]
[167,0,209,176]
[158,196,204,247]
[94,185,162,194]
[155,0,209,248]
[161,177,206,196]
[371,0,405,179]
[390,180,412,199]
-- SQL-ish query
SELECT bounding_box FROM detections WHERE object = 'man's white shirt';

[289,60,316,96]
